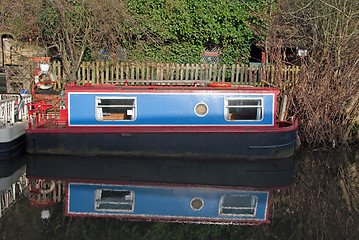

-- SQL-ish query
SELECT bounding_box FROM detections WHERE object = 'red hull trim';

[64,211,270,225]
[28,176,290,192]
[27,120,298,134]
[65,84,281,95]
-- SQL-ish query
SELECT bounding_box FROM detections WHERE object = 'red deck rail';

[27,81,63,127]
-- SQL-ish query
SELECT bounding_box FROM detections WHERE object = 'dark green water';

[0,147,358,240]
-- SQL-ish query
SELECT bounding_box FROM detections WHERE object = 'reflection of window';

[225,98,262,121]
[218,194,258,217]
[96,97,136,121]
[95,189,135,212]
[190,197,204,210]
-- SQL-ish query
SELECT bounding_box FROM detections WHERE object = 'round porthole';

[194,102,208,117]
[190,197,204,210]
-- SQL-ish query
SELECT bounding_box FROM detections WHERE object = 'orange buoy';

[208,83,232,87]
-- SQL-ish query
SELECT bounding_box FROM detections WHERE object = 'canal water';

[0,147,358,240]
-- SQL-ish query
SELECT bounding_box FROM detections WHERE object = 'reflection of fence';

[28,180,65,207]
[0,173,28,218]
[51,61,300,89]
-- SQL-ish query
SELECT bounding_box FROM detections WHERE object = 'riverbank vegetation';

[264,0,359,147]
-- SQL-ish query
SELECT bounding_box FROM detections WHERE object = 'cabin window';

[96,97,136,121]
[218,194,257,217]
[95,189,135,212]
[225,98,263,121]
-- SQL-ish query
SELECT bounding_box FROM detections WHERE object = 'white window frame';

[94,189,135,212]
[224,97,263,121]
[95,97,136,121]
[218,194,258,217]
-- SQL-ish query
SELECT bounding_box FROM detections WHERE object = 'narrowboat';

[26,82,298,160]
[66,180,271,225]
[0,93,30,178]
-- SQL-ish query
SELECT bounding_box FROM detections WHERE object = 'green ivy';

[128,0,270,64]
[37,0,270,64]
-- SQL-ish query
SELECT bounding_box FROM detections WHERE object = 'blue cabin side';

[67,91,276,127]
[66,182,270,224]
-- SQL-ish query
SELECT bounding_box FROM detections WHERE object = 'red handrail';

[31,81,58,103]
[27,81,62,127]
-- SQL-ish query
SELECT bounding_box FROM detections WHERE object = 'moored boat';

[26,82,298,160]
[0,94,30,178]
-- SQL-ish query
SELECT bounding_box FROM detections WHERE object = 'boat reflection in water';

[0,152,25,191]
[66,181,270,225]
[26,154,297,225]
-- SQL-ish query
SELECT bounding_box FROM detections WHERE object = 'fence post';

[100,62,104,84]
[145,64,150,81]
[178,64,183,81]
[146,63,150,81]
[124,63,129,80]
[258,65,263,86]
[235,64,240,85]
[150,63,154,80]
[185,64,189,81]
[86,62,90,84]
[194,64,198,81]
[204,64,208,81]
[109,62,113,84]
[77,63,82,84]
[136,64,140,81]
[115,62,119,82]
[161,63,165,81]
[249,66,253,85]
[105,62,110,83]
[231,64,235,84]
[221,65,226,82]
[213,64,217,82]
[95,61,99,84]
[130,63,134,80]
[120,62,124,81]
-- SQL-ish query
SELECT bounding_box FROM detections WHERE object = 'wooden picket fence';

[50,61,300,89]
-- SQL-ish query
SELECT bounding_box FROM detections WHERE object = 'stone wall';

[1,38,45,66]
[0,36,48,92]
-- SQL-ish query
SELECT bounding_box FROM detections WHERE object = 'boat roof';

[65,84,280,94]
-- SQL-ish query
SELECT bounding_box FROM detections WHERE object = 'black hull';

[0,135,26,160]
[26,154,297,188]
[26,130,297,160]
